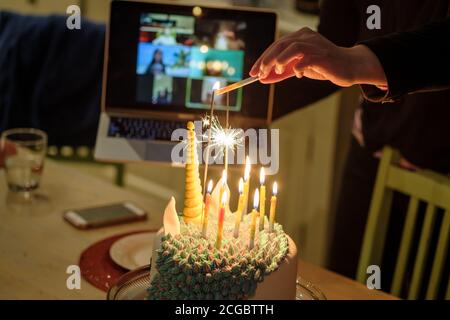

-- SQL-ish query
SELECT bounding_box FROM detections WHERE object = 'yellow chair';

[356,146,450,299]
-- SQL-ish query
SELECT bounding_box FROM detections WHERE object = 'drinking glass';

[1,128,47,199]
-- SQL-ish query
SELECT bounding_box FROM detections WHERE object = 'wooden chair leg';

[426,209,450,299]
[408,204,437,299]
[391,196,419,296]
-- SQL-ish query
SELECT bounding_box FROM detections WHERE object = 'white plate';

[109,232,156,270]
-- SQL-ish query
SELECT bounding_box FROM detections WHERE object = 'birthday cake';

[146,122,298,300]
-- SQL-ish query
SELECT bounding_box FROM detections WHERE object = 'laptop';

[95,0,277,163]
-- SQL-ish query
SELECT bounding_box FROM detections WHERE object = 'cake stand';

[107,265,326,300]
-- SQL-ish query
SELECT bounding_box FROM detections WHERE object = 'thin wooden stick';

[202,90,215,200]
[224,92,230,174]
[215,76,259,95]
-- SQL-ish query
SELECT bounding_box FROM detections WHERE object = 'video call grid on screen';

[136,12,245,111]
[105,2,276,121]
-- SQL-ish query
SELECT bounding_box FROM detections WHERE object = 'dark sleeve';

[273,0,358,119]
[359,18,450,103]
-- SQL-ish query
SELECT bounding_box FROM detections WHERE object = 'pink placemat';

[79,229,156,292]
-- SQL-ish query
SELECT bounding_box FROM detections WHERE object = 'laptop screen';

[105,1,276,123]
[136,12,246,112]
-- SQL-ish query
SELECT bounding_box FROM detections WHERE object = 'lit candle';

[215,190,227,249]
[241,156,251,221]
[259,167,266,231]
[233,178,245,238]
[202,180,214,237]
[249,189,259,249]
[269,182,278,232]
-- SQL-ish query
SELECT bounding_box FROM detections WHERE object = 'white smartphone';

[63,202,147,229]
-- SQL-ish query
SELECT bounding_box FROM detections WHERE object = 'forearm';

[346,45,388,90]
[358,18,450,102]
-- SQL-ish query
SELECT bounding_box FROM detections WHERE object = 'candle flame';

[207,180,213,193]
[244,156,251,181]
[238,178,244,194]
[260,167,265,185]
[273,181,278,196]
[212,81,221,91]
[221,169,227,185]
[221,190,227,205]
[253,188,259,209]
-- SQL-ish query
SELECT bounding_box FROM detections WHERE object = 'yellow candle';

[269,182,278,232]
[202,180,214,237]
[241,156,251,221]
[233,178,245,238]
[259,167,266,231]
[215,190,227,249]
[249,189,259,249]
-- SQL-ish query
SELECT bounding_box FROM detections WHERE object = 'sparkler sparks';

[201,115,210,128]
[201,115,244,162]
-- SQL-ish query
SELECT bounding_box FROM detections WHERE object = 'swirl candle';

[202,180,214,237]
[249,189,259,249]
[215,190,227,249]
[233,178,245,238]
[259,167,266,231]
[269,182,278,232]
[241,156,251,221]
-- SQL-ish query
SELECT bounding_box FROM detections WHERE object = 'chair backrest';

[357,147,450,299]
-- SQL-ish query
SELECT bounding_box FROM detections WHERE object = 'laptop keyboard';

[107,116,187,141]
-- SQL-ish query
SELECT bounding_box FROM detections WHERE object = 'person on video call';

[146,48,166,76]
[214,22,245,50]
[153,27,177,45]
[250,0,450,287]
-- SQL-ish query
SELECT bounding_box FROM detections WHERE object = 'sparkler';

[202,83,244,202]
[202,115,244,162]
[225,92,230,174]
[215,76,259,95]
[202,82,220,200]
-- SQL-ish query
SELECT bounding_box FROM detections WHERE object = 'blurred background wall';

[0,0,359,266]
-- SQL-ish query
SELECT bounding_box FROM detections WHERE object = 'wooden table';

[0,160,396,300]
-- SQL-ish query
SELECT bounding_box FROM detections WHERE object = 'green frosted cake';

[146,195,297,300]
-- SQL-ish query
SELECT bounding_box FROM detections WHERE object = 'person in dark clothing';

[359,18,450,101]
[145,48,166,75]
[0,11,105,147]
[251,0,450,292]
[252,18,450,103]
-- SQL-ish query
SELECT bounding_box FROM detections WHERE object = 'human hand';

[250,27,387,88]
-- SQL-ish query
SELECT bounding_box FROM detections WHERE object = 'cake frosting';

[146,121,298,300]
[147,189,298,300]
